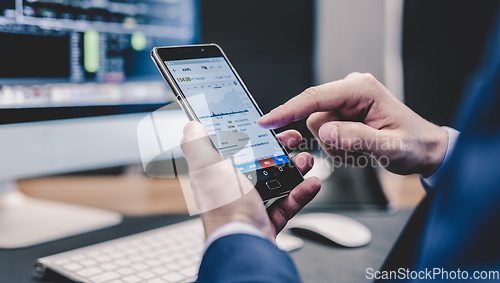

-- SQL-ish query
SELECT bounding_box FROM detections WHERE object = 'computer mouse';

[288,213,372,247]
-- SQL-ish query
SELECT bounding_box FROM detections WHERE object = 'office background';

[203,0,499,130]
[1,1,499,282]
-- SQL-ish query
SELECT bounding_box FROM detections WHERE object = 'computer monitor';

[0,0,197,248]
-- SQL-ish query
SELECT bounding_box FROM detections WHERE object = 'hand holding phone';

[151,44,306,203]
[181,120,321,238]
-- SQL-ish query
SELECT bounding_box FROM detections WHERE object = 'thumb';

[181,121,222,171]
[318,122,383,154]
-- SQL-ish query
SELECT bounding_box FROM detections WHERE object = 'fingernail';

[257,114,269,123]
[318,123,338,145]
[257,115,274,129]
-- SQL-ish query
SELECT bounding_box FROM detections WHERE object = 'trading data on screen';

[0,0,197,108]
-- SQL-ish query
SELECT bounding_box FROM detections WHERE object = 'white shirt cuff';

[204,221,266,254]
[420,126,460,191]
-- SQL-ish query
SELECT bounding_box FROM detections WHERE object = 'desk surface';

[5,173,421,282]
[0,209,413,283]
[17,173,425,216]
[291,209,413,283]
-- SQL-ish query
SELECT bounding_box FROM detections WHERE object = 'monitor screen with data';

[0,0,197,124]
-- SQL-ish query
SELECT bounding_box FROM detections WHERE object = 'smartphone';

[151,44,304,202]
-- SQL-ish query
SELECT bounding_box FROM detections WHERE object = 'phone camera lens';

[201,48,204,51]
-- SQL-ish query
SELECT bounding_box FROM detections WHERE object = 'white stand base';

[0,183,122,249]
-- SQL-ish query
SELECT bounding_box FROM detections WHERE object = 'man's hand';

[181,121,321,242]
[258,73,449,177]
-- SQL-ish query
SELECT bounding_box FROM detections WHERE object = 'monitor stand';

[0,181,122,249]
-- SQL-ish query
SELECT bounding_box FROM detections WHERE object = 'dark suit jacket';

[197,234,301,282]
[197,9,500,283]
[379,7,500,282]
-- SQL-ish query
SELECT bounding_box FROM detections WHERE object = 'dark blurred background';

[403,0,500,126]
[199,0,500,132]
[196,0,500,209]
[200,0,314,139]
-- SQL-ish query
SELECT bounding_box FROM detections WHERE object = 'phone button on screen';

[258,158,276,168]
[257,168,273,180]
[266,180,281,190]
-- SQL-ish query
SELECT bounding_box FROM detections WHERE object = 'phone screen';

[157,45,303,200]
[164,57,290,174]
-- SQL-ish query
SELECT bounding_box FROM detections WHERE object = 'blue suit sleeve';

[197,234,302,283]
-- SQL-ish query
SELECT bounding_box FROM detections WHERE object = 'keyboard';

[34,218,304,283]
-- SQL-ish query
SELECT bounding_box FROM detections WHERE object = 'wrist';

[200,214,234,239]
[419,125,449,178]
[204,221,267,253]
[201,212,275,242]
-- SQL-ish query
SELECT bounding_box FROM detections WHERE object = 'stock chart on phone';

[165,57,290,173]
